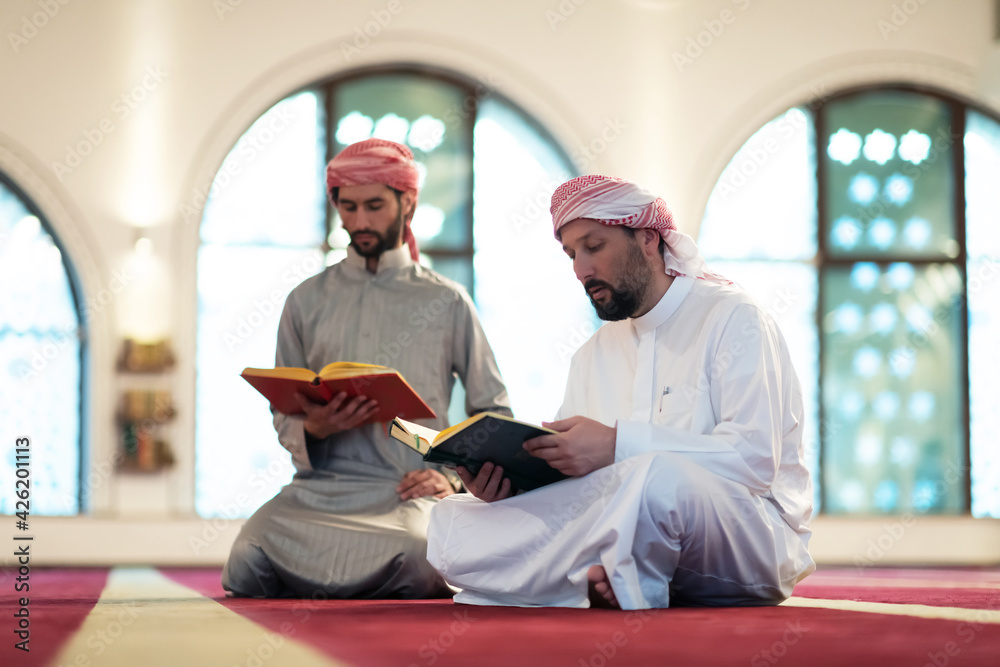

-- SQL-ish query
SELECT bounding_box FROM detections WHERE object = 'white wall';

[2,0,998,565]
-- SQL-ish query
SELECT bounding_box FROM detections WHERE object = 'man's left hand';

[523,416,616,477]
[397,469,456,501]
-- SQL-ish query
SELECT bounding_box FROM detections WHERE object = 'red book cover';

[241,362,436,424]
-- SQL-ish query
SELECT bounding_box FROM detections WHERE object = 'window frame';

[0,169,88,514]
[315,64,576,298]
[813,84,977,514]
[193,64,580,517]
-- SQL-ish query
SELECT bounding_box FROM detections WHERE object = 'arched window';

[699,86,1000,517]
[196,69,589,518]
[0,174,85,515]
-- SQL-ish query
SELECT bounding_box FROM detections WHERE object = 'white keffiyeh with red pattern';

[550,175,729,284]
[326,138,421,262]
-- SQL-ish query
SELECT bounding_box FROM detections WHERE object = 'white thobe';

[427,276,816,609]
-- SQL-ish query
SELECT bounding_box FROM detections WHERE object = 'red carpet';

[4,566,998,666]
[793,584,1000,610]
[162,567,1000,667]
[792,569,1000,611]
[0,568,109,667]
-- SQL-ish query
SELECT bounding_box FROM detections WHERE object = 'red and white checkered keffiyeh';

[326,138,421,262]
[550,175,728,283]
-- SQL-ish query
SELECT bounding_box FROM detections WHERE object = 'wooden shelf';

[116,338,177,473]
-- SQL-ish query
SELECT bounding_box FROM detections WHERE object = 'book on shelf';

[119,339,175,372]
[120,389,174,422]
[241,362,436,424]
[389,412,569,493]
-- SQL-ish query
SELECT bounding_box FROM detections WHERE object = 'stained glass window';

[700,87,1000,517]
[824,92,958,259]
[819,90,971,514]
[334,76,473,260]
[0,176,83,515]
[965,111,1000,518]
[821,262,965,513]
[196,72,583,517]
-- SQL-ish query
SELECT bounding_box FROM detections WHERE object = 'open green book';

[389,412,569,493]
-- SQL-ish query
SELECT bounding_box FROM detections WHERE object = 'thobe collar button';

[631,276,695,336]
[344,245,413,279]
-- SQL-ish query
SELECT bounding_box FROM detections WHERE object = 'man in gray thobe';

[223,138,511,598]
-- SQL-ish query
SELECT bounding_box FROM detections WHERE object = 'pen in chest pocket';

[658,386,671,412]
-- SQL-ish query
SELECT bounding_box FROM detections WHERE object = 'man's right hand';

[456,462,512,503]
[295,391,380,440]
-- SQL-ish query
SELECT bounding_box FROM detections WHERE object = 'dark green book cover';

[390,413,569,493]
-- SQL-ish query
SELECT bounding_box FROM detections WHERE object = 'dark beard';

[348,207,405,258]
[585,241,651,321]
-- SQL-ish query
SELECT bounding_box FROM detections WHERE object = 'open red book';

[241,362,436,424]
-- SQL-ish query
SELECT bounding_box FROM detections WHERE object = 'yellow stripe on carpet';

[51,567,345,667]
[782,596,1000,624]
[805,576,1000,590]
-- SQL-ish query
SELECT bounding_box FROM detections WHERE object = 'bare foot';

[587,565,619,609]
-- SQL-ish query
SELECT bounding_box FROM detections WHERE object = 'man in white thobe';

[426,175,815,609]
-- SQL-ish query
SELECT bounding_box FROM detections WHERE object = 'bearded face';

[583,236,653,321]
[336,184,408,258]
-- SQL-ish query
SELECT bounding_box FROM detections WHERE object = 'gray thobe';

[223,245,511,598]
